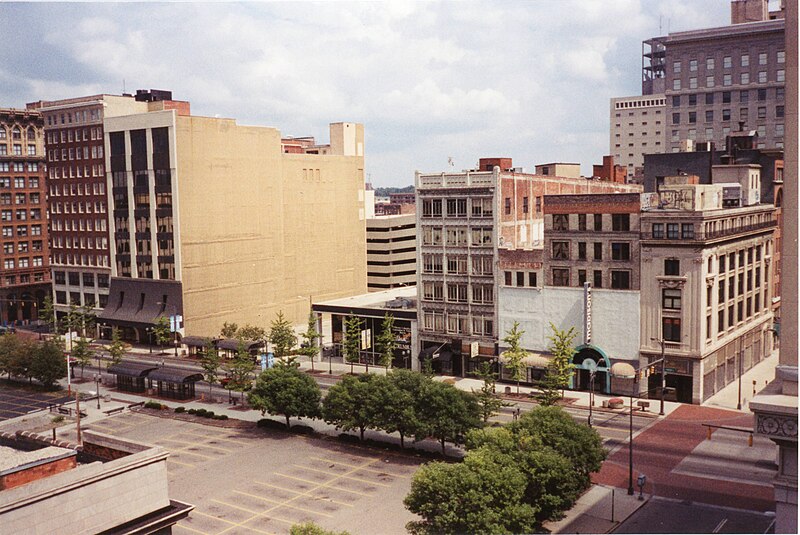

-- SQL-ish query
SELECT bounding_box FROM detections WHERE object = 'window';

[689,59,697,72]
[705,93,714,105]
[758,71,767,83]
[472,317,493,336]
[673,61,681,73]
[535,197,541,213]
[776,69,785,82]
[552,268,569,287]
[446,314,467,334]
[504,197,511,215]
[672,95,680,107]
[504,271,512,286]
[446,255,467,275]
[663,318,681,342]
[422,199,442,218]
[528,272,537,287]
[758,88,767,101]
[551,241,570,260]
[470,227,492,247]
[667,223,679,239]
[552,214,568,231]
[593,270,603,288]
[652,223,664,238]
[689,77,697,89]
[578,214,586,231]
[522,196,529,214]
[446,198,467,217]
[722,109,731,121]
[777,50,785,64]
[776,106,784,118]
[578,242,586,260]
[723,56,732,68]
[663,289,682,309]
[611,271,630,289]
[723,74,732,86]
[688,112,696,124]
[422,254,443,274]
[590,242,601,261]
[740,73,749,84]
[673,79,681,90]
[422,226,443,245]
[706,57,714,70]
[445,227,466,246]
[593,214,602,231]
[758,52,767,65]
[672,113,680,125]
[665,259,680,276]
[741,54,749,67]
[705,110,713,122]
[516,271,525,287]
[446,283,468,303]
[472,198,492,217]
[681,223,694,239]
[612,214,630,231]
[776,123,784,136]
[756,106,766,119]
[611,242,630,261]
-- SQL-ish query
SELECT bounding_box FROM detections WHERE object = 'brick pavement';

[593,404,774,512]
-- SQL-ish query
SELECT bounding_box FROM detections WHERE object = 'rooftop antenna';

[447,156,454,168]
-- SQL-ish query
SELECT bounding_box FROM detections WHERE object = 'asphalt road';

[613,496,775,534]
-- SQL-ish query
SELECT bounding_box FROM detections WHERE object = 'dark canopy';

[147,367,204,384]
[107,362,158,378]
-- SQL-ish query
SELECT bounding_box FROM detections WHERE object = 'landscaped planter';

[608,397,625,409]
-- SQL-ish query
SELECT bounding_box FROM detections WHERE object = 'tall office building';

[0,108,49,324]
[366,213,416,291]
[609,96,667,182]
[98,109,366,341]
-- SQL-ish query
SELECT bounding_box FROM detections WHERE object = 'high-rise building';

[97,109,366,341]
[609,95,667,181]
[0,108,50,324]
[366,213,416,291]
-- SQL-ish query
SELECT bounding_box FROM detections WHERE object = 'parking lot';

[0,382,74,422]
[84,412,422,534]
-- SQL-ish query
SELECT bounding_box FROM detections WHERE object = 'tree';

[290,522,350,535]
[199,342,221,392]
[0,333,28,379]
[416,381,481,455]
[298,312,321,372]
[220,322,239,339]
[152,316,171,348]
[322,374,384,440]
[375,313,397,369]
[248,360,321,428]
[71,337,94,378]
[376,372,420,448]
[404,447,539,535]
[107,327,127,368]
[237,324,267,345]
[39,295,57,334]
[79,302,96,337]
[538,324,577,405]
[30,339,67,388]
[472,361,508,423]
[502,321,527,395]
[342,315,362,374]
[269,311,297,360]
[226,341,254,401]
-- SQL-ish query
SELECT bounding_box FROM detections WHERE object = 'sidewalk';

[544,484,648,534]
[703,349,778,411]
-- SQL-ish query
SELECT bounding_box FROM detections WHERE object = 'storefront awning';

[98,278,183,328]
[610,362,636,379]
[107,361,158,378]
[182,336,212,348]
[500,352,550,368]
[147,367,204,384]
[217,339,261,351]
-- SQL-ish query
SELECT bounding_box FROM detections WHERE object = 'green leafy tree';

[342,315,362,374]
[226,341,255,401]
[39,295,57,334]
[538,324,577,405]
[248,360,321,428]
[79,302,96,337]
[238,324,267,345]
[269,311,297,361]
[416,381,481,455]
[30,339,67,388]
[220,322,239,339]
[107,327,127,368]
[152,316,171,348]
[503,321,527,395]
[298,312,321,372]
[71,337,94,378]
[472,361,508,423]
[322,374,384,440]
[0,333,29,379]
[404,447,539,535]
[375,313,397,369]
[290,522,350,535]
[377,371,421,448]
[199,342,222,392]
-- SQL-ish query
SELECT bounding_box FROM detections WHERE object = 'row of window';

[551,213,631,232]
[2,257,44,270]
[48,163,105,179]
[53,271,109,288]
[713,245,763,274]
[551,268,631,289]
[50,182,105,197]
[45,109,101,126]
[47,145,104,163]
[421,254,493,275]
[671,123,784,144]
[0,162,39,173]
[51,253,109,267]
[0,209,41,221]
[672,69,785,90]
[551,240,632,261]
[651,223,695,240]
[708,290,768,339]
[421,282,494,304]
[614,98,666,109]
[50,218,107,232]
[504,196,540,215]
[503,270,538,288]
[46,126,103,145]
[0,143,36,156]
[50,201,107,215]
[672,106,784,125]
[422,311,494,337]
[3,272,46,287]
[715,267,764,305]
[0,126,36,141]
[0,177,40,189]
[421,197,494,218]
[673,87,784,107]
[2,241,44,254]
[51,235,108,251]
[54,291,108,308]
[1,225,42,237]
[673,52,785,75]
[0,192,41,205]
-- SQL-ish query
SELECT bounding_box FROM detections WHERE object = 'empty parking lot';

[0,382,73,422]
[83,412,422,534]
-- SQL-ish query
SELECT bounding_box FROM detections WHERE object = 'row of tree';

[404,406,606,534]
[0,335,67,388]
[248,364,483,453]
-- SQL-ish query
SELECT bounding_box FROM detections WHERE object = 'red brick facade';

[0,456,76,490]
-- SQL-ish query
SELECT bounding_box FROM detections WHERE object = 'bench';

[103,406,125,416]
[127,401,144,409]
[57,407,70,415]
[637,401,650,411]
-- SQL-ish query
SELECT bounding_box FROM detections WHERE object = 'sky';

[1,1,742,187]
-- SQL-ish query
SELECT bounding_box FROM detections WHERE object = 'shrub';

[187,408,197,415]
[144,400,162,410]
[196,408,208,417]
[51,415,65,424]
[174,407,186,413]
[204,411,216,418]
[291,424,314,435]
[213,414,228,420]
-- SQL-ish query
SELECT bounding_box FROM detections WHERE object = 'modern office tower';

[415,160,640,376]
[366,213,416,291]
[26,90,186,320]
[98,109,366,341]
[610,95,667,182]
[0,108,50,324]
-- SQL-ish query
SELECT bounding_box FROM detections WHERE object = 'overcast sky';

[2,1,741,187]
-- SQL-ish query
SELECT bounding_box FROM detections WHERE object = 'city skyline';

[0,0,738,187]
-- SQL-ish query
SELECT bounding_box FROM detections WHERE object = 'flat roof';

[0,445,75,476]
[313,287,417,319]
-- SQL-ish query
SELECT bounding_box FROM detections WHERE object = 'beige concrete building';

[639,177,776,403]
[366,213,416,291]
[98,109,366,340]
[610,95,667,182]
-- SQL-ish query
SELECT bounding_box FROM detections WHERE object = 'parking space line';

[196,442,234,453]
[252,481,354,507]
[310,457,409,478]
[171,449,215,461]
[232,490,334,517]
[158,437,196,446]
[211,499,260,515]
[193,511,239,526]
[167,458,196,468]
[275,473,372,497]
[174,523,211,535]
[296,464,391,487]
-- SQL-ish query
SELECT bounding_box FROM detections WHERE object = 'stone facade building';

[610,95,667,182]
[366,213,416,291]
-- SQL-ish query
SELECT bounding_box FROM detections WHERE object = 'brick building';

[0,108,49,324]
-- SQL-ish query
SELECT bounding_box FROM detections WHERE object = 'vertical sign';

[583,282,592,345]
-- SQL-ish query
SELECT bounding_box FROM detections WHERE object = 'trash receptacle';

[504,386,512,395]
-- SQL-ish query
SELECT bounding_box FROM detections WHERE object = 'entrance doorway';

[572,345,611,394]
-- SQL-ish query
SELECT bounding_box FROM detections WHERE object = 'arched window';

[0,127,6,139]
[11,127,21,140]
[775,187,783,208]
[26,127,36,140]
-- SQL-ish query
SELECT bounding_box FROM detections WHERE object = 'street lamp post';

[94,373,101,409]
[737,338,743,410]
[650,337,667,416]
[588,370,596,427]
